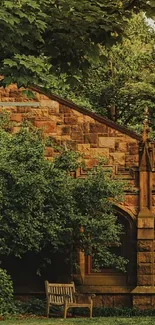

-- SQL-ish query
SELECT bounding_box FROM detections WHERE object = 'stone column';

[132,109,155,308]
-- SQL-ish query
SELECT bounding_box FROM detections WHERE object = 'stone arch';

[113,204,137,286]
[113,203,137,223]
[83,204,137,287]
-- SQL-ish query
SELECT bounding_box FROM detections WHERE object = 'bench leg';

[90,302,93,318]
[64,306,68,319]
[46,301,50,318]
[64,301,68,319]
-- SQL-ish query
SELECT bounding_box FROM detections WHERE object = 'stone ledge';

[78,285,134,294]
[132,286,155,294]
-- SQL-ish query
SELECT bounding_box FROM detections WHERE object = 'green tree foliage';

[0,120,127,272]
[0,268,15,315]
[72,164,126,271]
[0,1,155,91]
[71,13,155,133]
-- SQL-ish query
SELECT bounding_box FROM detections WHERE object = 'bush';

[15,298,64,317]
[13,299,155,318]
[15,298,46,316]
[68,306,155,317]
[0,268,15,315]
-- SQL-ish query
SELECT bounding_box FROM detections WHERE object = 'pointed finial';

[142,107,150,142]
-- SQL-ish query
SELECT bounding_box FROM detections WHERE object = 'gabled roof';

[31,86,142,141]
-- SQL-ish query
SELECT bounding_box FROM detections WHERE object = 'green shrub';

[15,297,65,317]
[13,299,155,318]
[0,268,15,315]
[15,298,46,316]
[71,307,155,317]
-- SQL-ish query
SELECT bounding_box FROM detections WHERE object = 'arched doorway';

[81,206,137,287]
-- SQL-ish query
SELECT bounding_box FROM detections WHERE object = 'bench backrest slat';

[45,281,75,305]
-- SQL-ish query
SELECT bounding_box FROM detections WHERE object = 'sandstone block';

[20,107,32,113]
[125,155,139,164]
[138,218,154,229]
[102,295,114,308]
[1,97,15,102]
[8,89,19,96]
[77,116,85,123]
[125,136,137,143]
[151,296,155,306]
[61,126,71,135]
[46,121,57,134]
[115,140,127,152]
[128,143,139,155]
[83,115,96,123]
[40,100,59,110]
[90,123,108,133]
[73,110,83,117]
[64,117,77,125]
[115,131,125,137]
[64,113,71,117]
[71,125,82,132]
[152,195,155,206]
[39,94,49,100]
[35,120,56,133]
[17,107,26,113]
[138,240,153,252]
[64,140,77,151]
[93,295,104,307]
[60,135,71,142]
[125,195,138,206]
[49,106,59,114]
[137,252,152,263]
[108,129,116,136]
[137,264,152,275]
[71,132,83,141]
[27,109,44,118]
[55,125,62,136]
[77,144,90,152]
[137,229,154,240]
[59,105,71,113]
[10,113,23,122]
[133,295,152,306]
[114,295,131,308]
[85,158,99,168]
[12,126,21,134]
[110,152,125,165]
[137,275,153,286]
[54,116,64,125]
[84,133,98,144]
[99,137,115,149]
[89,148,109,159]
[82,122,90,133]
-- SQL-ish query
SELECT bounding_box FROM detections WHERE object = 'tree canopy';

[70,13,155,134]
[0,0,155,91]
[0,119,127,272]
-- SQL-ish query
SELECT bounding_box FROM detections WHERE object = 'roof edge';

[30,86,142,141]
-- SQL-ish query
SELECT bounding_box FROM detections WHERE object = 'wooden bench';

[45,281,95,318]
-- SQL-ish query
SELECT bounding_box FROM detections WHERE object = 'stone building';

[1,84,155,309]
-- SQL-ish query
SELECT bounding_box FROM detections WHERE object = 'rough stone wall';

[93,294,132,308]
[0,85,140,218]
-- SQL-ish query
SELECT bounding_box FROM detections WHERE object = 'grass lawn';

[1,317,155,325]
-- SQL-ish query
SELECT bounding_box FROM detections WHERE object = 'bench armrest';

[88,294,96,302]
[73,292,96,303]
[90,294,96,299]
